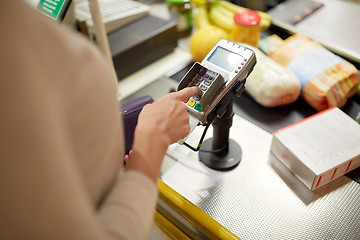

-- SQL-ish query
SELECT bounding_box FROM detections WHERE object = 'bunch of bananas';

[194,0,272,33]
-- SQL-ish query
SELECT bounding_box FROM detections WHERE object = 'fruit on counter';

[189,0,273,62]
[208,1,236,32]
[189,25,228,62]
[190,3,228,62]
[216,0,272,30]
[193,4,212,30]
[193,0,272,32]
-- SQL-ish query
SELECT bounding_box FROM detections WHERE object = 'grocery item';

[189,25,228,62]
[166,0,193,37]
[216,0,271,30]
[245,46,301,107]
[208,1,236,32]
[190,0,271,62]
[230,10,261,47]
[193,0,271,35]
[193,4,211,29]
[190,4,228,62]
[258,34,283,55]
[267,34,360,111]
[271,107,360,191]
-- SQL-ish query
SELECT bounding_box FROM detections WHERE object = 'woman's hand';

[137,86,201,144]
[125,86,201,182]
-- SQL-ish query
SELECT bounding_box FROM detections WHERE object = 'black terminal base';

[199,100,242,171]
[199,139,242,171]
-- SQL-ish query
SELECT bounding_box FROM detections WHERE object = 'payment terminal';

[178,39,256,144]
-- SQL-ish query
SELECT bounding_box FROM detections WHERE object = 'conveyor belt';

[160,114,360,239]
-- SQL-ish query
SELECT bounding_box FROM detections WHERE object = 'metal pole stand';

[199,100,242,171]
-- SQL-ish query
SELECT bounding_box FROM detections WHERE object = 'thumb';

[175,87,201,101]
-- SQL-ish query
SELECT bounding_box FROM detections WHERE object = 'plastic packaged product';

[245,46,301,107]
[267,34,360,111]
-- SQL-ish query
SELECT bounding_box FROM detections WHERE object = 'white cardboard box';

[270,107,360,191]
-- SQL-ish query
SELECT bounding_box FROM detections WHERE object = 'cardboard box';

[270,107,360,191]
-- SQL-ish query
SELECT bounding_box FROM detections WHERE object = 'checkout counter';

[164,65,360,240]
[115,0,360,239]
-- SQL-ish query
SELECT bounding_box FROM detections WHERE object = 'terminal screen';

[208,46,243,72]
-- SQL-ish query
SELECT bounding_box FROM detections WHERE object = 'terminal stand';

[199,100,242,171]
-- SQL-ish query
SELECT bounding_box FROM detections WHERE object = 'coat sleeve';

[97,170,158,240]
[0,2,158,239]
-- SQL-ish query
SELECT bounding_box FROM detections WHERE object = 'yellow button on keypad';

[187,99,196,107]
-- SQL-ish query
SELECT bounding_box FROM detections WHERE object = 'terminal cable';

[183,123,228,153]
[183,123,210,152]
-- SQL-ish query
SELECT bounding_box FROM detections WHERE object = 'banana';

[215,2,236,19]
[218,0,271,20]
[208,2,235,32]
[217,0,272,29]
[193,4,211,30]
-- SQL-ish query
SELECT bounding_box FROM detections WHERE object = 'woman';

[0,1,200,239]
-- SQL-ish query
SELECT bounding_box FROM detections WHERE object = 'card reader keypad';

[184,69,219,113]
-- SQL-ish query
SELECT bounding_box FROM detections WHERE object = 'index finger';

[174,86,202,101]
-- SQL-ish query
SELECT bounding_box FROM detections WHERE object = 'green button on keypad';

[194,103,202,112]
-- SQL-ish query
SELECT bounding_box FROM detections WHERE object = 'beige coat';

[0,1,157,239]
